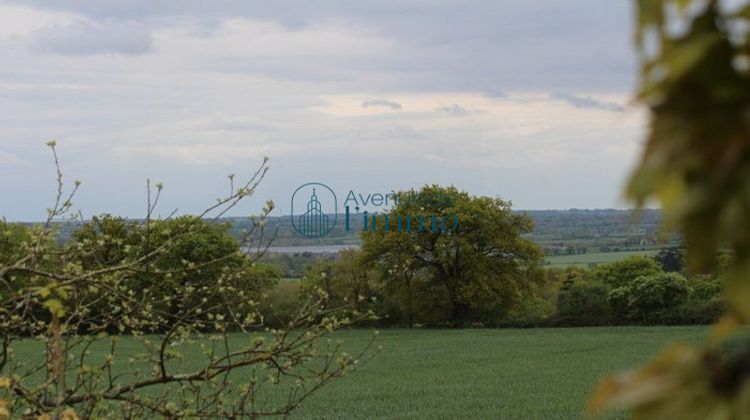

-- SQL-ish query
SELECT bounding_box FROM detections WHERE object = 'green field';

[545,250,660,268]
[287,326,706,418]
[10,326,707,418]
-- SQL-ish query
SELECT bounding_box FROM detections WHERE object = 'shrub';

[692,278,721,300]
[590,256,662,288]
[608,272,691,324]
[556,281,612,326]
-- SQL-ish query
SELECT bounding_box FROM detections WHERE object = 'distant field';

[545,250,660,268]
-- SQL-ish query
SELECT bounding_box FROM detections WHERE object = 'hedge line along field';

[545,250,661,268]
[10,326,706,418]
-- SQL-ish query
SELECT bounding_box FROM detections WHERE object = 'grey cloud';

[362,98,402,110]
[436,104,484,116]
[29,19,152,56]
[550,92,625,112]
[483,89,509,99]
[12,0,635,92]
[0,0,641,218]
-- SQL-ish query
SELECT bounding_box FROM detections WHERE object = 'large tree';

[360,185,542,323]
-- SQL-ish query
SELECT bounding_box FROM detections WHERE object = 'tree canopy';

[590,256,662,288]
[360,185,543,323]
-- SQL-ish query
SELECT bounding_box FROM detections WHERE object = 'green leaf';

[43,299,65,317]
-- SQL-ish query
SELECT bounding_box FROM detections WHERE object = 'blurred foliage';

[590,0,750,417]
[626,0,750,312]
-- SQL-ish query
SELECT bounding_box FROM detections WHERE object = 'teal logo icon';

[291,182,337,238]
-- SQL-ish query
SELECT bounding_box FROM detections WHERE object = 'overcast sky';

[0,0,644,221]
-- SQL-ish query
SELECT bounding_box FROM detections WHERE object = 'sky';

[0,0,645,221]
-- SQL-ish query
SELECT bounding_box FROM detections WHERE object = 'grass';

[545,250,660,268]
[292,326,707,418]
[10,326,707,418]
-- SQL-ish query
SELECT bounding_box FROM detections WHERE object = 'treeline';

[282,250,722,328]
[261,184,721,328]
[2,185,723,331]
[547,251,722,326]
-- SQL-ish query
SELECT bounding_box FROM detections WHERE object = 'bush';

[500,296,555,327]
[68,214,280,332]
[591,256,662,288]
[692,278,721,300]
[262,280,303,327]
[556,281,612,326]
[608,272,691,324]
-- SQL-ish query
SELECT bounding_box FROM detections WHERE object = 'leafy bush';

[67,214,281,332]
[261,279,303,327]
[608,272,691,324]
[590,256,662,288]
[555,280,612,326]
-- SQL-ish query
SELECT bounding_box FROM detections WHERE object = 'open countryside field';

[545,250,661,268]
[287,326,707,418]
[12,326,700,418]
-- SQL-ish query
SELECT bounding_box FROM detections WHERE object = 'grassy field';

[545,250,660,268]
[291,326,706,418]
[10,326,706,418]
